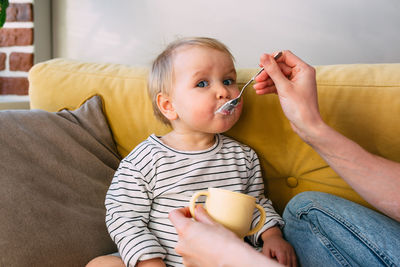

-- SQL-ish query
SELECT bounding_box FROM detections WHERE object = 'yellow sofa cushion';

[29,59,400,213]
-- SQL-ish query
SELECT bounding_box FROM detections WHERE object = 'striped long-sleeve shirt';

[105,134,284,267]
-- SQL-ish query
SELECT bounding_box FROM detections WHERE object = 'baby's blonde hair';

[148,37,234,125]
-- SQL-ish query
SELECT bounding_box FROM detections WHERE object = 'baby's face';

[170,46,242,134]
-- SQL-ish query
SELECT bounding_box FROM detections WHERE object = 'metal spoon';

[215,51,283,115]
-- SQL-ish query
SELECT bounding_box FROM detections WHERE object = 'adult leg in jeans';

[282,191,400,267]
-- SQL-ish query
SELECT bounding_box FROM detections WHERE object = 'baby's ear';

[157,93,178,121]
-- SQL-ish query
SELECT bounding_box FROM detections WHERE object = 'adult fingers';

[253,78,276,93]
[168,207,192,234]
[253,85,277,95]
[193,205,217,225]
[254,61,291,96]
[255,61,291,82]
[259,53,290,92]
[169,206,192,219]
[279,50,306,68]
[253,78,275,88]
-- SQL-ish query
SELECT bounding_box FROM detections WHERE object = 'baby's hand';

[261,226,297,267]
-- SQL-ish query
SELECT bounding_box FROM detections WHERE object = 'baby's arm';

[243,148,284,244]
[105,159,166,266]
[244,148,296,265]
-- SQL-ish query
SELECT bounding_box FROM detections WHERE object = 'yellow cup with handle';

[190,188,266,238]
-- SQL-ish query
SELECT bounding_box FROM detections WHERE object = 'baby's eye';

[223,79,234,86]
[197,81,209,88]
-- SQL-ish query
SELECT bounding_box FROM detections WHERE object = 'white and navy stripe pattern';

[105,134,284,267]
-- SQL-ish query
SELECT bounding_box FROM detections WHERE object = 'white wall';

[51,0,400,68]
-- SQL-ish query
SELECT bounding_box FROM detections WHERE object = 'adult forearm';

[255,51,400,221]
[307,122,400,221]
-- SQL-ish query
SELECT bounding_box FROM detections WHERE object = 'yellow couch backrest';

[28,59,400,213]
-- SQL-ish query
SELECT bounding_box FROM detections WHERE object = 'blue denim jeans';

[282,191,400,267]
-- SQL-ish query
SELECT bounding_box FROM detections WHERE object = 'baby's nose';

[216,84,230,99]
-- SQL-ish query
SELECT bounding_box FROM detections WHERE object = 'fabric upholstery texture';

[0,95,120,266]
[29,59,400,214]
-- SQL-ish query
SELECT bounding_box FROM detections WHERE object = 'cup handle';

[246,204,266,236]
[189,191,209,220]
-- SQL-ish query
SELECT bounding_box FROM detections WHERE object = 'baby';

[88,37,295,267]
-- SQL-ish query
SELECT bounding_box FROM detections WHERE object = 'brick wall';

[0,0,33,95]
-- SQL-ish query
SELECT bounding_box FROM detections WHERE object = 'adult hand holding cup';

[190,188,266,238]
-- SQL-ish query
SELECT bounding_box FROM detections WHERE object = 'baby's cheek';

[192,108,212,121]
[232,89,240,98]
[235,102,243,116]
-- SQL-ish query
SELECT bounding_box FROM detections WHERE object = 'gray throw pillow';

[0,95,120,267]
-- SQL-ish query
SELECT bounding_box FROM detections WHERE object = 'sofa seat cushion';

[0,95,120,266]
